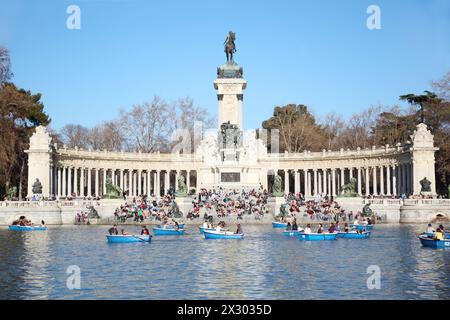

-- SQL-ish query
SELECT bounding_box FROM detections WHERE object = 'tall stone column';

[303,170,308,196]
[340,168,345,193]
[87,168,92,197]
[58,167,62,198]
[147,171,151,196]
[294,170,299,194]
[317,171,322,195]
[365,167,370,196]
[103,169,107,197]
[175,170,179,191]
[62,167,66,197]
[372,166,377,196]
[331,169,336,197]
[165,170,170,195]
[74,167,78,197]
[323,169,327,196]
[349,168,353,180]
[386,165,391,196]
[357,167,362,196]
[95,168,99,197]
[380,166,384,195]
[120,169,124,192]
[137,170,141,196]
[187,170,191,191]
[156,170,160,196]
[392,165,397,196]
[313,169,319,196]
[67,167,72,197]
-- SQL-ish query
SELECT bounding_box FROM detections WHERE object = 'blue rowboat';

[418,235,450,249]
[283,230,301,236]
[421,232,450,239]
[199,227,215,234]
[336,231,371,239]
[106,235,151,243]
[153,228,185,236]
[157,224,185,229]
[8,225,47,231]
[272,222,288,229]
[298,233,337,241]
[351,224,374,231]
[203,230,244,239]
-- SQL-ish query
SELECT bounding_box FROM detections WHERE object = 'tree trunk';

[18,158,25,201]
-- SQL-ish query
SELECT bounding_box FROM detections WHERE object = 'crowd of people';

[109,187,378,225]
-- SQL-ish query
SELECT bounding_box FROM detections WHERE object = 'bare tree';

[60,124,90,149]
[0,46,12,85]
[322,112,345,150]
[432,71,450,101]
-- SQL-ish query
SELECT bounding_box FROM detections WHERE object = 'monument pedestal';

[268,197,285,218]
[175,197,192,220]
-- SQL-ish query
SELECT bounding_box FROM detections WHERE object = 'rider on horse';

[224,31,236,62]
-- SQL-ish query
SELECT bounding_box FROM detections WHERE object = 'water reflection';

[0,224,448,300]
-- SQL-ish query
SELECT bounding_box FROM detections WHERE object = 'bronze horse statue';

[224,31,236,62]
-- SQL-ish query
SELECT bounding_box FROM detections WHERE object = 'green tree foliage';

[261,104,327,152]
[0,82,50,199]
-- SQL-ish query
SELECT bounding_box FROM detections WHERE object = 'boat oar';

[132,235,149,242]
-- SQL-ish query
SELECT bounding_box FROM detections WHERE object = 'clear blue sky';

[1,0,449,131]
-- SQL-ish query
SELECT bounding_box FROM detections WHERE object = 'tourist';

[335,221,341,232]
[304,224,312,234]
[344,223,350,233]
[353,218,359,225]
[292,219,298,231]
[286,222,292,230]
[108,225,118,235]
[317,223,324,234]
[236,223,243,234]
[434,228,444,241]
[121,228,127,235]
[141,225,150,235]
[426,224,435,233]
[202,221,209,229]
[328,223,336,233]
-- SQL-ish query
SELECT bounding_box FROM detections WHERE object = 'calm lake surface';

[0,224,448,300]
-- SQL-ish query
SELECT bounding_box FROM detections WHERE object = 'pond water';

[0,224,448,299]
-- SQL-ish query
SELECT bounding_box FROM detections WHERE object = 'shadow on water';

[0,224,448,299]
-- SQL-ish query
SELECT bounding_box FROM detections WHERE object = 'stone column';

[187,170,191,191]
[136,169,141,196]
[67,167,72,197]
[94,168,99,197]
[349,168,353,180]
[58,167,62,197]
[340,168,345,194]
[156,170,160,196]
[331,168,336,197]
[294,170,299,194]
[401,164,407,195]
[146,171,151,196]
[175,170,179,191]
[365,167,370,196]
[323,169,327,196]
[317,171,322,195]
[303,170,307,196]
[120,169,124,192]
[392,165,397,196]
[61,167,66,197]
[357,167,362,196]
[80,168,84,197]
[313,169,318,196]
[386,165,391,196]
[74,167,79,197]
[165,170,170,195]
[372,166,377,196]
[103,169,107,197]
[380,166,384,195]
[87,168,92,197]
